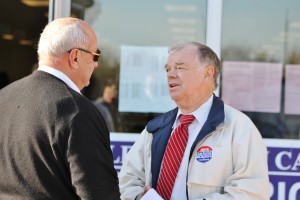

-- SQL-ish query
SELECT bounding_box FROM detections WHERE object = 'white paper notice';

[141,188,164,200]
[221,61,282,113]
[119,45,176,113]
[284,64,300,115]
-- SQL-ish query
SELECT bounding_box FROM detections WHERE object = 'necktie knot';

[180,114,195,127]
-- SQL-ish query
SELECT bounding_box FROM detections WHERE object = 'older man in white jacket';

[119,42,270,200]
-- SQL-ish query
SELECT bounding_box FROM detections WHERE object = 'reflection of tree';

[254,50,268,62]
[254,50,278,62]
[222,45,252,61]
[288,50,300,64]
[222,45,279,62]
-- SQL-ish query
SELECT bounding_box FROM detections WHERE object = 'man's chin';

[170,94,180,102]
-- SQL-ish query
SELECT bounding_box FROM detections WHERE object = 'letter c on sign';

[275,151,292,170]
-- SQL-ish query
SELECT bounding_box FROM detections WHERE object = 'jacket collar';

[147,94,224,134]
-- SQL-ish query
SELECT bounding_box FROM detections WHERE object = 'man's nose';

[167,69,178,78]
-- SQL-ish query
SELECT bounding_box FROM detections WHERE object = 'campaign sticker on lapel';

[196,146,213,163]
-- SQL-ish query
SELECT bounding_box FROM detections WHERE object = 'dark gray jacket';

[0,71,120,200]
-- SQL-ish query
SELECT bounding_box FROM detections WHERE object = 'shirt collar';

[174,94,214,127]
[38,65,81,94]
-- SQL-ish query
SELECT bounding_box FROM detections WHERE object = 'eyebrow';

[165,62,186,69]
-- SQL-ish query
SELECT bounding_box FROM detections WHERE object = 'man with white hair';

[0,17,120,200]
[119,42,269,200]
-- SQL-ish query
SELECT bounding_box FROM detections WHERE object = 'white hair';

[37,18,90,60]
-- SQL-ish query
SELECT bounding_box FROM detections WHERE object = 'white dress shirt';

[170,95,213,200]
[38,65,81,94]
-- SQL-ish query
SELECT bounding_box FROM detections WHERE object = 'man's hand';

[135,185,151,200]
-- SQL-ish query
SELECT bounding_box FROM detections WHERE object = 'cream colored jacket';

[119,99,269,200]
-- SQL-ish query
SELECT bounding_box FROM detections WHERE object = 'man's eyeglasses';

[68,48,101,62]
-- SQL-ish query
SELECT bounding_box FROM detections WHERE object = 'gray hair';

[37,18,90,60]
[169,42,221,90]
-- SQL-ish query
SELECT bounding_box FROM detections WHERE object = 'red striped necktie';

[156,114,195,200]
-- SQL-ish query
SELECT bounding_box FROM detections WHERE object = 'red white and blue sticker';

[196,146,213,163]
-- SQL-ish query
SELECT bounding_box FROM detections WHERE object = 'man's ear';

[69,49,79,67]
[204,65,215,79]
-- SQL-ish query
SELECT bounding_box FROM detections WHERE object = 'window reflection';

[78,0,207,133]
[221,0,300,139]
